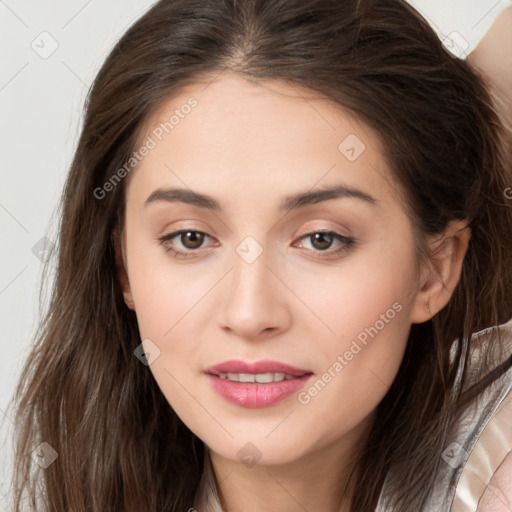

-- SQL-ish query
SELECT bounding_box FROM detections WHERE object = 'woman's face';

[118,72,427,466]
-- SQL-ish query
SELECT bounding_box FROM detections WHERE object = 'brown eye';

[309,232,335,251]
[158,229,213,258]
[179,231,205,249]
[295,230,356,259]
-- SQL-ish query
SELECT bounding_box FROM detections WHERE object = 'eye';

[294,230,355,258]
[157,228,356,260]
[157,229,216,259]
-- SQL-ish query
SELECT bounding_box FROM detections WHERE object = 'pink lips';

[205,359,314,408]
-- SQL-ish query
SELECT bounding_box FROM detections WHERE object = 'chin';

[206,433,313,467]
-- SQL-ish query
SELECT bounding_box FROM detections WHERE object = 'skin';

[115,72,470,512]
[467,7,512,122]
[475,390,512,512]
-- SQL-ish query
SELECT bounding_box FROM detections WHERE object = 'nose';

[218,241,292,340]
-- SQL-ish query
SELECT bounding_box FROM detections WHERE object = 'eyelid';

[157,226,356,260]
[158,228,212,242]
[292,230,356,257]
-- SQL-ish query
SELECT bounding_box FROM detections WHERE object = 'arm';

[466,7,512,122]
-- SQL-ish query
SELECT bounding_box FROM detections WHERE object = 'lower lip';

[206,373,313,408]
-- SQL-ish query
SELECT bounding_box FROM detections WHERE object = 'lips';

[205,359,314,408]
[205,359,312,377]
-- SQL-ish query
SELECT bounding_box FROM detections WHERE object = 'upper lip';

[205,359,313,377]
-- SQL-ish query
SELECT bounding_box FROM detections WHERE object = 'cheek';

[293,289,411,445]
[126,235,216,340]
[289,242,416,425]
[289,235,418,348]
[126,245,211,431]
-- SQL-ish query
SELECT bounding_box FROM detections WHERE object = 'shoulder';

[449,318,512,511]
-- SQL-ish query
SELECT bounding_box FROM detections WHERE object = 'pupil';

[183,231,203,249]
[312,232,332,250]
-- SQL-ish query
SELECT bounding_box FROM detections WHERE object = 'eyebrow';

[144,184,377,212]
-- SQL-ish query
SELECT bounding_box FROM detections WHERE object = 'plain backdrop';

[0,0,509,507]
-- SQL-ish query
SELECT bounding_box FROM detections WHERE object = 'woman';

[8,0,512,511]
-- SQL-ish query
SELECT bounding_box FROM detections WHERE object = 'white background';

[0,0,509,508]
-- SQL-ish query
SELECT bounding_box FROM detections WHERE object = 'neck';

[207,412,375,512]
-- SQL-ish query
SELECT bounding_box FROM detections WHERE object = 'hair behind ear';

[113,228,135,310]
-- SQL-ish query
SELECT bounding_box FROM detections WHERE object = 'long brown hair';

[7,0,512,510]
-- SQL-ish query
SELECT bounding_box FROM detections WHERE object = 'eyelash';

[157,229,356,260]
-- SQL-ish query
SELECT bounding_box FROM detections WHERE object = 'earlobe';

[410,220,471,324]
[112,228,135,310]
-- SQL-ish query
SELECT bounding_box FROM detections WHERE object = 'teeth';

[217,372,296,383]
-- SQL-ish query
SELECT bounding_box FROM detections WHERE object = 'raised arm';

[467,7,512,123]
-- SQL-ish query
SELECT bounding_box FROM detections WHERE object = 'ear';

[410,220,471,324]
[113,228,135,310]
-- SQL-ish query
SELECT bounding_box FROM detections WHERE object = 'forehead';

[126,72,398,210]
[140,72,380,153]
